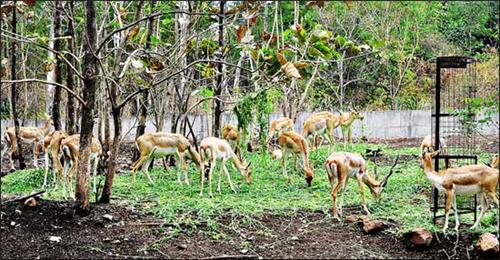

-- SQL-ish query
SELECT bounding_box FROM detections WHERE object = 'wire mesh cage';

[431,56,478,223]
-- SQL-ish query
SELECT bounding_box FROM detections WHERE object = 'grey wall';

[2,110,498,141]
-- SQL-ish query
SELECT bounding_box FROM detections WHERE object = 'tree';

[10,0,26,170]
[51,0,63,130]
[75,0,99,216]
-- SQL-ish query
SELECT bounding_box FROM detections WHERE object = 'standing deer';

[325,152,399,218]
[277,131,314,186]
[302,111,339,151]
[266,117,294,145]
[420,135,447,154]
[4,116,53,170]
[199,137,251,197]
[60,134,102,198]
[420,150,499,232]
[131,132,204,185]
[339,110,364,150]
[42,130,68,188]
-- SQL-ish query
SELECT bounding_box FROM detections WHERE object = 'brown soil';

[1,199,492,259]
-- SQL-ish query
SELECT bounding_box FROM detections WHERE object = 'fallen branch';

[3,191,45,204]
[202,255,259,260]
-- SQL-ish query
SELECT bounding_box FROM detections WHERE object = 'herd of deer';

[1,110,498,232]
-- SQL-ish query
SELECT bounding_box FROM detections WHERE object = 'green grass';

[1,142,498,235]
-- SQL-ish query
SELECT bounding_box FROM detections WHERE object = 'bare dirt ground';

[0,199,486,259]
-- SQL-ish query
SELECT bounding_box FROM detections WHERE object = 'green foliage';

[451,95,499,138]
[3,144,497,235]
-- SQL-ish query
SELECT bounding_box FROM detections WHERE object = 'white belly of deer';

[454,184,481,195]
[348,167,360,177]
[20,137,35,144]
[151,147,178,157]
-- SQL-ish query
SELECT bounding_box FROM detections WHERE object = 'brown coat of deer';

[325,152,398,218]
[302,111,339,151]
[277,131,314,186]
[131,132,204,185]
[420,150,499,232]
[4,116,53,169]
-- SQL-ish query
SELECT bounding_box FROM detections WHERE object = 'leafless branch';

[1,79,86,106]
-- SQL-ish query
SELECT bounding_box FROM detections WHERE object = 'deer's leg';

[217,159,224,193]
[281,149,288,178]
[485,190,499,207]
[348,129,353,150]
[177,152,189,186]
[356,173,370,215]
[33,140,40,169]
[7,144,15,170]
[339,177,349,216]
[131,154,149,182]
[223,158,237,193]
[452,190,460,231]
[92,155,99,193]
[44,152,50,187]
[68,159,77,200]
[142,157,154,184]
[471,193,488,229]
[331,175,343,219]
[208,159,216,197]
[443,189,454,233]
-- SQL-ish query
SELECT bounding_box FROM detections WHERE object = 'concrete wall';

[2,110,498,141]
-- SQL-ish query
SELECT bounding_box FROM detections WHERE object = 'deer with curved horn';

[420,150,499,232]
[325,152,399,218]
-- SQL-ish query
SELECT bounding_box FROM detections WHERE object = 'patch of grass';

[1,142,498,235]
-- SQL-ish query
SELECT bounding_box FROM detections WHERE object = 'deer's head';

[371,155,399,198]
[239,154,252,184]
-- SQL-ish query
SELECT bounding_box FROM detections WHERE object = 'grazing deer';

[302,112,339,151]
[420,150,499,232]
[199,137,251,197]
[325,152,399,218]
[266,117,294,145]
[420,135,447,154]
[339,110,364,150]
[222,124,242,158]
[60,134,102,198]
[42,130,68,188]
[277,131,314,186]
[4,116,53,170]
[131,132,203,185]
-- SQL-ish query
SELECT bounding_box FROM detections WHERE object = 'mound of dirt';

[0,199,483,259]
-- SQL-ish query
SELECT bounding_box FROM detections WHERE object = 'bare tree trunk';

[10,0,25,169]
[100,0,144,203]
[65,0,77,134]
[46,14,55,115]
[213,0,225,137]
[75,0,98,216]
[133,2,155,160]
[52,0,63,130]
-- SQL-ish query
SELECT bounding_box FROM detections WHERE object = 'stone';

[49,236,62,243]
[409,228,433,247]
[359,215,370,223]
[476,233,499,257]
[290,236,299,241]
[178,244,188,250]
[345,215,358,223]
[24,197,37,207]
[362,220,385,234]
[102,214,114,221]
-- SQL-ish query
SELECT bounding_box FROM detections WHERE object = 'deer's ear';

[431,150,440,157]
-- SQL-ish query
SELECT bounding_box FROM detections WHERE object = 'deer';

[491,154,499,169]
[302,111,339,151]
[325,152,399,219]
[339,110,364,150]
[277,131,314,187]
[60,134,102,199]
[42,130,68,188]
[222,124,242,158]
[131,132,204,185]
[420,135,447,154]
[4,115,53,170]
[199,137,251,197]
[266,117,294,145]
[420,150,499,232]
